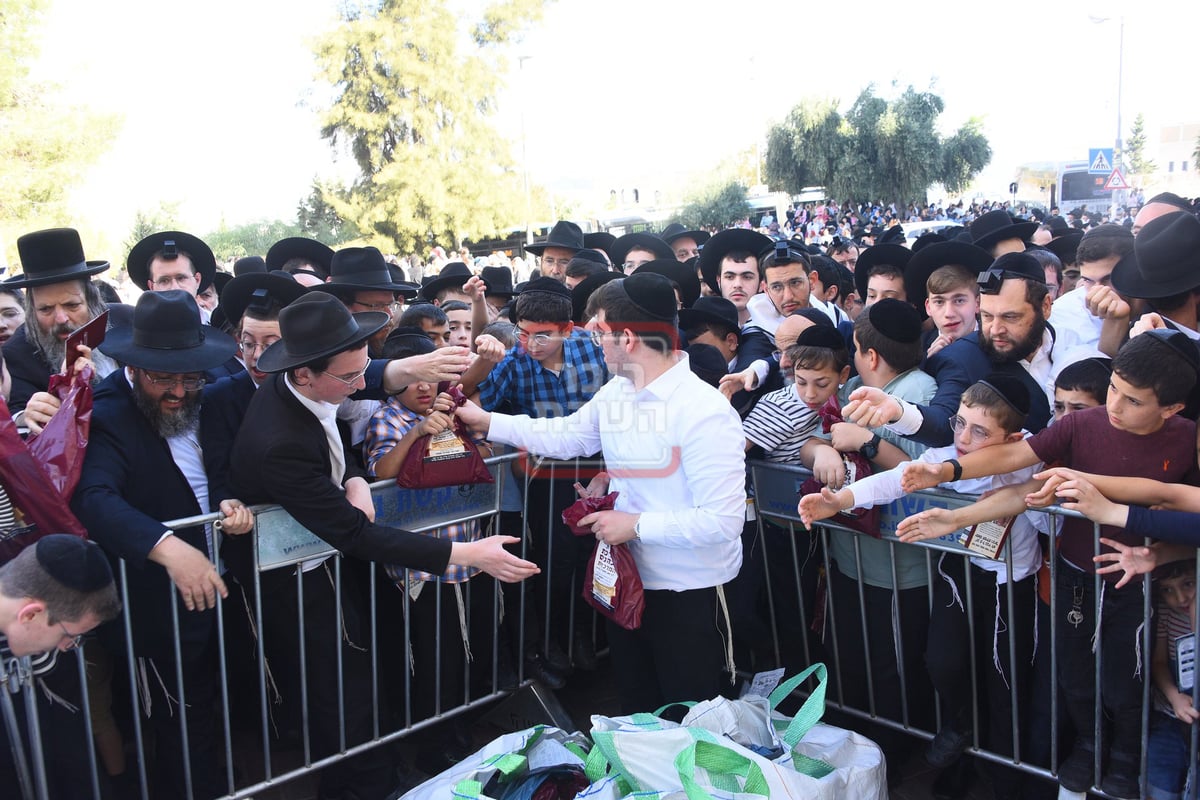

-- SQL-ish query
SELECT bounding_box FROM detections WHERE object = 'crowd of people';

[0,191,1199,800]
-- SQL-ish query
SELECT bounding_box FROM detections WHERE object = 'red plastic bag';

[562,490,645,630]
[798,394,880,538]
[0,370,92,563]
[396,384,494,489]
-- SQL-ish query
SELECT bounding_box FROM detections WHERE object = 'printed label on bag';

[963,516,1014,560]
[425,428,469,463]
[592,542,618,610]
[741,667,786,699]
[1177,633,1196,692]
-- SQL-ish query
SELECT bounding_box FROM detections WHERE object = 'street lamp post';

[518,55,533,245]
[1091,14,1126,218]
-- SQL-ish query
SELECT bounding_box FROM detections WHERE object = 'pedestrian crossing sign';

[1088,148,1114,175]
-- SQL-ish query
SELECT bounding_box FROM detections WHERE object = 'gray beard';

[27,299,108,382]
[132,382,202,438]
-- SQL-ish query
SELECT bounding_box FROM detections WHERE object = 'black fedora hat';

[127,231,216,293]
[212,271,234,296]
[969,210,1038,252]
[876,225,906,246]
[570,271,623,324]
[632,258,701,309]
[609,233,675,271]
[234,256,267,276]
[480,266,515,297]
[9,228,110,288]
[660,223,711,249]
[257,292,389,373]
[313,246,420,301]
[103,289,238,373]
[678,295,741,338]
[1046,216,1072,238]
[696,229,773,295]
[1110,212,1200,300]
[1044,230,1084,267]
[854,244,914,302]
[904,241,993,309]
[583,231,616,255]
[265,237,335,279]
[217,272,308,328]
[525,220,584,255]
[418,261,473,302]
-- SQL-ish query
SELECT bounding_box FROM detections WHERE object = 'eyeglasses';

[58,621,85,650]
[517,327,556,348]
[238,338,279,355]
[142,373,207,391]
[540,257,572,268]
[767,278,809,294]
[589,328,624,347]
[350,299,402,314]
[321,363,369,386]
[949,414,995,444]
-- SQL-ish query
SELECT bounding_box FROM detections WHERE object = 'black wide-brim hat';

[697,229,773,295]
[480,266,515,297]
[525,220,584,255]
[257,292,389,373]
[126,231,217,293]
[969,210,1038,252]
[660,223,711,248]
[609,233,675,271]
[265,237,335,279]
[570,271,623,324]
[313,246,420,301]
[1044,231,1084,267]
[9,228,110,289]
[633,258,701,309]
[103,289,238,373]
[217,272,308,328]
[212,271,234,296]
[583,231,616,253]
[1110,212,1200,299]
[678,295,741,338]
[904,241,993,309]
[418,261,473,302]
[854,244,914,302]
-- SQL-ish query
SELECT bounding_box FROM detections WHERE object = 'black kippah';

[866,298,922,343]
[520,277,572,299]
[621,272,677,321]
[977,373,1031,419]
[795,325,846,350]
[36,535,112,592]
[1143,329,1200,374]
[792,308,835,328]
[383,325,437,358]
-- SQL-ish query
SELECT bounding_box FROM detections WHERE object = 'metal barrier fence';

[4,453,1197,799]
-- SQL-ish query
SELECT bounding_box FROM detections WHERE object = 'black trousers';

[525,477,594,651]
[923,556,1036,760]
[258,561,393,800]
[605,586,729,715]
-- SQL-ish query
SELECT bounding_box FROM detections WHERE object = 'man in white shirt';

[458,272,746,712]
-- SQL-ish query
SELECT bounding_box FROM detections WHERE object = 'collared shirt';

[364,398,480,585]
[1049,286,1102,349]
[284,374,344,486]
[479,329,609,418]
[487,352,746,591]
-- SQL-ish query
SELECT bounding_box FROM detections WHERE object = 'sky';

[26,0,1200,256]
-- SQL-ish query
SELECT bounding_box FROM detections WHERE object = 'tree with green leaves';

[764,86,991,203]
[676,182,751,230]
[0,0,120,265]
[296,179,359,245]
[1125,112,1155,177]
[313,0,548,255]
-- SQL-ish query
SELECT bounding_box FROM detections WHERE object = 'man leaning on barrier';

[230,292,538,800]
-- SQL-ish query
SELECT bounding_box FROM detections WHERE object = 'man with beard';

[2,228,131,433]
[71,290,254,799]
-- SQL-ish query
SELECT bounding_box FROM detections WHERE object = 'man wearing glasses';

[73,290,255,799]
[525,220,585,283]
[315,246,420,358]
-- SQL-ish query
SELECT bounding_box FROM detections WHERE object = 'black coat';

[71,371,213,660]
[227,373,451,586]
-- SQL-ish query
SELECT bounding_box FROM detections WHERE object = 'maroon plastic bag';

[561,490,645,630]
[0,378,91,563]
[798,394,881,538]
[396,384,494,489]
[28,366,94,498]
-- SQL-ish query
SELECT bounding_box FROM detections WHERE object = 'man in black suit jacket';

[72,291,252,799]
[230,292,537,800]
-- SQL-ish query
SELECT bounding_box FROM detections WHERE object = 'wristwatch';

[859,433,882,460]
[633,517,642,540]
[943,458,963,482]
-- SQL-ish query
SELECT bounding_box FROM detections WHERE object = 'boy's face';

[951,402,1018,457]
[1105,371,1182,435]
[925,289,978,341]
[1158,572,1196,620]
[718,257,760,312]
[397,380,436,414]
[516,320,570,363]
[1053,387,1102,422]
[420,319,451,348]
[792,363,845,411]
[865,274,905,306]
[446,309,472,348]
